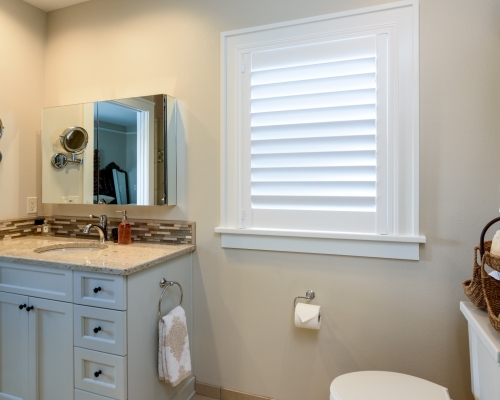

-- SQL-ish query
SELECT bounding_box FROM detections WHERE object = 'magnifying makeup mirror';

[51,126,89,169]
[60,127,88,154]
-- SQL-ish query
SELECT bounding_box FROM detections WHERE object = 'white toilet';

[329,301,500,400]
[461,301,500,399]
[330,371,450,400]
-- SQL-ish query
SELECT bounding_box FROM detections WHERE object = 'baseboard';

[172,375,196,400]
[195,381,274,400]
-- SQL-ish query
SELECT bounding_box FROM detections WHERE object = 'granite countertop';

[0,236,195,275]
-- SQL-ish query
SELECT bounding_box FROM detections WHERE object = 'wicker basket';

[483,250,500,272]
[465,216,500,332]
[462,242,490,308]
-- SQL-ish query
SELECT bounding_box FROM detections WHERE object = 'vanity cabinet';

[0,270,74,400]
[0,292,30,400]
[0,252,194,400]
[0,294,74,400]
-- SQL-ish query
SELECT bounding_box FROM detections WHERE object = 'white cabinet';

[0,252,194,400]
[0,261,73,302]
[73,272,126,311]
[0,292,73,400]
[0,292,29,400]
[74,347,127,400]
[27,297,74,400]
[126,255,194,400]
[74,305,127,355]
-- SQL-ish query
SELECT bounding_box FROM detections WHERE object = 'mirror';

[51,126,89,169]
[42,94,177,206]
[60,127,89,153]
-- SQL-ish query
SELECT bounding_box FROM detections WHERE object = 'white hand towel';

[158,305,192,386]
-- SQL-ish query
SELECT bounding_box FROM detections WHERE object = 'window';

[217,1,425,260]
[243,35,387,234]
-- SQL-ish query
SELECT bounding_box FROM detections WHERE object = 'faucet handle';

[90,214,107,226]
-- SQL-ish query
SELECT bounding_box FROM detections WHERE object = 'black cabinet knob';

[93,326,102,334]
[94,370,102,378]
[93,287,102,294]
[26,306,34,312]
[19,304,27,310]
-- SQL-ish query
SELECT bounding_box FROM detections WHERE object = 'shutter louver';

[246,36,381,232]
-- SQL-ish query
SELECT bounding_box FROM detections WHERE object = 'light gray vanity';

[3,91,191,400]
[0,237,195,400]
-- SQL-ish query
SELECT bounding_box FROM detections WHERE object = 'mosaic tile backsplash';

[0,216,194,245]
[0,218,41,240]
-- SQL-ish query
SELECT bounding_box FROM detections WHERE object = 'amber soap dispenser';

[116,210,132,244]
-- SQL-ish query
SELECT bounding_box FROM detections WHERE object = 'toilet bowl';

[330,371,450,400]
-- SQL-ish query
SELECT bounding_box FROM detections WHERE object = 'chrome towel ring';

[158,278,183,323]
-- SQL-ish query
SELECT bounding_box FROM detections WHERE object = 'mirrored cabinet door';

[42,94,177,206]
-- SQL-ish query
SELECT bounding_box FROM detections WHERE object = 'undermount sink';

[34,243,108,254]
[39,247,103,254]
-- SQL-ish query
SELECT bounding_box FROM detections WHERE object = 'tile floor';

[193,396,216,400]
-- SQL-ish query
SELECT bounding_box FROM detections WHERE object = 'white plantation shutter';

[240,35,388,234]
[219,4,422,259]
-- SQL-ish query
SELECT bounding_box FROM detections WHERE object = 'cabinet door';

[0,292,29,400]
[28,297,73,400]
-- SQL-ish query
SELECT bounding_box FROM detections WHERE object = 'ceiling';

[22,0,90,12]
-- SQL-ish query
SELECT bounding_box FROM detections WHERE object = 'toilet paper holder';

[293,290,315,310]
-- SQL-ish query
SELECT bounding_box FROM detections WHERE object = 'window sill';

[214,228,426,260]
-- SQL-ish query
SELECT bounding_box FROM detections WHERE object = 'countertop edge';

[0,244,196,276]
[119,245,196,275]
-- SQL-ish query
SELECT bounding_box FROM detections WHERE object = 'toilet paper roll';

[294,303,321,330]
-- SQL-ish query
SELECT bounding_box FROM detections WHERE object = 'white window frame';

[216,0,426,260]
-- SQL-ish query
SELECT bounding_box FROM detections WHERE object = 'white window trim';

[217,0,424,260]
[216,228,426,261]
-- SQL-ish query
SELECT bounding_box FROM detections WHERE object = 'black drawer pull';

[26,306,34,312]
[19,304,26,310]
[93,287,102,294]
[94,370,102,378]
[93,326,102,334]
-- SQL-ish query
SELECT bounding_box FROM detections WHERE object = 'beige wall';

[0,0,45,219]
[42,1,500,399]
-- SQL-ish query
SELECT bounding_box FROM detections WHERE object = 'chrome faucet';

[83,214,108,243]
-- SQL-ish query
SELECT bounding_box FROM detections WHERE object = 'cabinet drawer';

[74,305,127,356]
[74,347,127,400]
[75,389,115,400]
[0,261,72,302]
[74,272,126,310]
